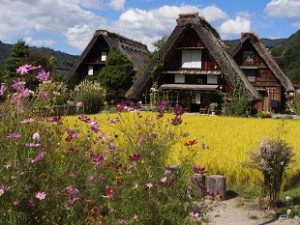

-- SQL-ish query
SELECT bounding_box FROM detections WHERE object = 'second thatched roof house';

[230,32,295,112]
[67,29,149,89]
[126,13,262,113]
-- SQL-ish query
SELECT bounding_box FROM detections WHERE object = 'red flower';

[193,166,207,174]
[184,139,198,147]
[129,153,142,161]
[102,188,115,198]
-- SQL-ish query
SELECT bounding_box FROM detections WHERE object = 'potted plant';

[209,102,219,115]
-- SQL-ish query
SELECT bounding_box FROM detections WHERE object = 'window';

[247,76,256,82]
[197,78,203,84]
[182,50,202,68]
[192,92,201,104]
[243,69,256,82]
[88,66,93,76]
[175,74,185,83]
[207,75,218,84]
[101,52,107,61]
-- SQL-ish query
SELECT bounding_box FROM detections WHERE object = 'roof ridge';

[94,29,147,49]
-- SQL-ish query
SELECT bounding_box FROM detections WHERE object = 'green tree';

[97,47,135,102]
[1,40,30,85]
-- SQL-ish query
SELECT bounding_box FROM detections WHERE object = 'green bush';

[256,111,272,118]
[293,93,300,115]
[72,80,105,114]
[222,97,251,117]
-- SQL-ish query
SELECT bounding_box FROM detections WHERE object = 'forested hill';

[224,38,286,50]
[0,40,78,71]
[271,29,300,84]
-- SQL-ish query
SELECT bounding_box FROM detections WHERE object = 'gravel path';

[208,197,299,225]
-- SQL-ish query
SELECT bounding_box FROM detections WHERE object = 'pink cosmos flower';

[35,191,46,200]
[89,120,100,133]
[76,101,84,108]
[173,105,185,116]
[189,209,200,218]
[67,199,76,205]
[116,101,128,112]
[13,199,20,206]
[16,64,32,75]
[36,70,50,81]
[91,154,104,164]
[0,84,6,96]
[11,78,25,91]
[20,118,35,123]
[32,132,40,141]
[26,143,41,147]
[65,129,78,142]
[65,186,80,197]
[28,199,36,207]
[160,176,168,183]
[31,151,45,163]
[6,132,21,139]
[132,213,138,219]
[37,91,49,100]
[78,114,91,123]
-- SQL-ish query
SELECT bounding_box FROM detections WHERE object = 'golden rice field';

[63,113,300,186]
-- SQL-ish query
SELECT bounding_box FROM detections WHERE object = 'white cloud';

[265,0,300,19]
[79,0,104,10]
[112,5,228,51]
[65,24,96,51]
[0,0,106,51]
[109,0,125,10]
[218,14,252,37]
[200,5,229,22]
[24,37,56,47]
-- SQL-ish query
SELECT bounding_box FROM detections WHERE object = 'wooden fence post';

[206,175,226,199]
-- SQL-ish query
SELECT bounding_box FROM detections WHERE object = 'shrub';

[209,102,218,112]
[256,111,272,118]
[245,138,294,208]
[293,93,300,115]
[34,81,68,106]
[72,80,105,114]
[222,97,252,117]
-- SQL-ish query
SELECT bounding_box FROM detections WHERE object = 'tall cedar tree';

[98,47,135,102]
[1,40,30,84]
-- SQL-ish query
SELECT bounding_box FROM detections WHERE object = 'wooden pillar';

[206,175,226,199]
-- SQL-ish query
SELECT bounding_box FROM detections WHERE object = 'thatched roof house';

[126,13,261,105]
[67,29,149,86]
[230,32,294,112]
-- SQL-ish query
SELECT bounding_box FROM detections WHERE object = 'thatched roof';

[126,13,261,100]
[67,29,149,82]
[230,32,294,93]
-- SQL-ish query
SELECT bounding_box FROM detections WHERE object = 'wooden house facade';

[230,33,294,112]
[126,13,261,112]
[67,30,149,90]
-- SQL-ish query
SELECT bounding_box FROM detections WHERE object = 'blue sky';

[1,0,300,55]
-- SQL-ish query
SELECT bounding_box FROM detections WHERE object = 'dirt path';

[208,197,299,225]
